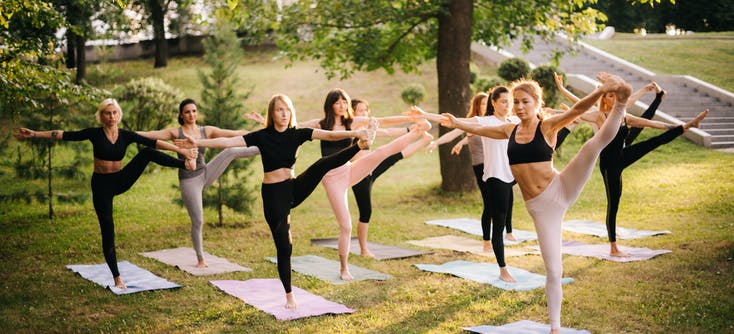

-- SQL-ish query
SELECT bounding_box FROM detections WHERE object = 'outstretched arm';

[155,140,198,159]
[312,128,365,141]
[405,106,449,124]
[625,82,657,108]
[14,128,65,141]
[450,136,470,155]
[440,113,511,139]
[545,72,622,132]
[625,115,673,130]
[136,128,177,141]
[206,126,251,138]
[184,136,247,149]
[554,72,581,104]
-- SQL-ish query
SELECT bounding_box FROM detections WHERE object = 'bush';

[401,84,426,105]
[473,76,504,94]
[531,64,564,108]
[114,77,183,133]
[497,58,530,82]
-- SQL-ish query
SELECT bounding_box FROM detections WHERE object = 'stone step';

[705,129,734,136]
[700,122,734,130]
[711,141,734,149]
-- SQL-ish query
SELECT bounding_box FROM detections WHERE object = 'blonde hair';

[466,92,489,118]
[510,79,546,120]
[265,94,297,128]
[95,98,123,124]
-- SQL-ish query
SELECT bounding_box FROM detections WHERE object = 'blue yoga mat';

[425,218,537,245]
[415,260,573,291]
[66,261,181,294]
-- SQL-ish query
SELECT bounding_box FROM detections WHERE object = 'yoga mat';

[414,260,573,291]
[66,261,181,295]
[425,218,537,245]
[529,240,671,262]
[563,219,671,240]
[264,254,392,284]
[211,279,354,320]
[464,320,590,334]
[407,235,539,257]
[140,247,252,276]
[310,237,432,260]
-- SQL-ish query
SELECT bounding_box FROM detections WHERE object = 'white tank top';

[475,115,519,183]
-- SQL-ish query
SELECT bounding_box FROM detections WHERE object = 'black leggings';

[351,152,403,223]
[92,147,185,278]
[626,91,664,146]
[261,144,361,293]
[472,165,514,267]
[600,125,683,242]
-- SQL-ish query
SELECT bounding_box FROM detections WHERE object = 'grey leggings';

[179,147,261,260]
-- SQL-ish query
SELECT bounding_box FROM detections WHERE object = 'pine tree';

[198,15,256,226]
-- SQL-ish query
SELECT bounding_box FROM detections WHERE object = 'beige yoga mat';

[407,235,539,257]
[140,247,252,276]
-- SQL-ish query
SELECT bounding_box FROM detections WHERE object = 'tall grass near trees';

[1,46,733,333]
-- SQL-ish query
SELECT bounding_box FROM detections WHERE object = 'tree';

[198,12,257,225]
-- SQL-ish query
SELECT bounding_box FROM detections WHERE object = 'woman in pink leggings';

[300,88,431,280]
[440,73,631,333]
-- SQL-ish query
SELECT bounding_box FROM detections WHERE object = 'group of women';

[15,71,708,332]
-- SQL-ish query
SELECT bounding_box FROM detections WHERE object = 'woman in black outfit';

[15,98,198,289]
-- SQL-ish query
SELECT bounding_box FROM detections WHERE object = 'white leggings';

[524,100,626,330]
[180,147,260,260]
[321,128,423,266]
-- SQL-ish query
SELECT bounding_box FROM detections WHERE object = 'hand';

[244,112,265,125]
[559,103,570,111]
[14,128,34,139]
[450,142,463,155]
[174,137,197,149]
[404,106,426,118]
[439,113,456,128]
[553,72,564,88]
[184,148,198,160]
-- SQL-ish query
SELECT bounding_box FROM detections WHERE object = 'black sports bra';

[507,121,554,165]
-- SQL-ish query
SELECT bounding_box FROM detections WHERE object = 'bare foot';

[285,292,297,309]
[185,158,197,171]
[360,249,376,259]
[499,267,517,282]
[482,240,492,253]
[196,258,208,268]
[340,270,354,281]
[684,109,708,130]
[114,276,126,290]
[550,328,561,334]
[610,242,630,257]
[652,82,665,95]
[505,233,517,242]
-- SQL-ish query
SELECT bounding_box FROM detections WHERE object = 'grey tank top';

[468,134,484,166]
[177,127,207,179]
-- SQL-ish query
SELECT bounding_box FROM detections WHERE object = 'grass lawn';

[584,32,734,92]
[1,46,733,333]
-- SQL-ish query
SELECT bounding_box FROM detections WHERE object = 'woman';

[350,98,433,258]
[440,73,630,333]
[554,75,708,256]
[183,94,374,309]
[299,88,430,280]
[137,98,261,267]
[14,98,198,290]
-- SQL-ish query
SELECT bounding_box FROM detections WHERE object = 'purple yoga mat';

[529,240,671,262]
[210,279,354,320]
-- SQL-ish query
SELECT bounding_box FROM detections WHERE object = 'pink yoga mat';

[210,279,354,320]
[529,240,671,262]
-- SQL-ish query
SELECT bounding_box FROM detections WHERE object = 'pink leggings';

[523,100,626,330]
[321,129,423,266]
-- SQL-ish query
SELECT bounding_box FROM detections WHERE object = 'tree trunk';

[150,0,168,68]
[436,0,475,192]
[66,31,76,69]
[75,35,86,83]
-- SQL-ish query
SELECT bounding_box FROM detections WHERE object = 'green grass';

[2,47,734,333]
[584,32,734,92]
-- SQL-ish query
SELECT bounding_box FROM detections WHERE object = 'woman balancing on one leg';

[298,88,430,279]
[181,94,375,309]
[441,73,631,333]
[423,88,520,283]
[555,75,709,257]
[14,98,198,290]
[137,98,262,267]
[349,98,433,259]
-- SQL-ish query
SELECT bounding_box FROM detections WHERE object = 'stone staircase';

[471,34,734,148]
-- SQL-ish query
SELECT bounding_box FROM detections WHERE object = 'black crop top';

[507,121,554,165]
[320,137,356,157]
[243,127,313,172]
[62,127,157,161]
